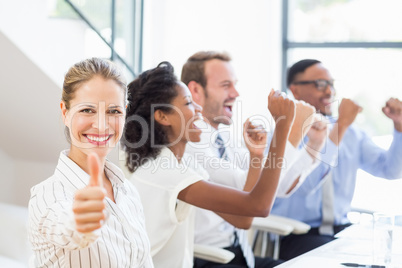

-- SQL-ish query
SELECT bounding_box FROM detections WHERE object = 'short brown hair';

[181,51,231,89]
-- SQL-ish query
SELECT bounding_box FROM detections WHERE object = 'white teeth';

[87,135,109,142]
[224,102,234,107]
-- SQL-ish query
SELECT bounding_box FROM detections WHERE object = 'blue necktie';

[215,134,228,160]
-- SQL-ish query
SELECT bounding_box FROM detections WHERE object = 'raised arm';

[178,90,295,217]
[281,113,328,196]
[288,100,316,148]
[329,98,362,145]
[213,119,268,228]
[382,97,402,132]
[242,118,268,191]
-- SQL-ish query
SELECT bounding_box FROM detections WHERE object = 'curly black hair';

[122,61,179,172]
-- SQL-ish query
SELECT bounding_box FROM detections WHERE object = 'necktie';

[215,134,228,160]
[215,134,255,267]
[319,171,335,236]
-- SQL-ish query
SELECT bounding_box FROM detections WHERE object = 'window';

[49,0,143,81]
[283,0,402,215]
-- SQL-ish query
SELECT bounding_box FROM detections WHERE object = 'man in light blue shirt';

[272,59,402,260]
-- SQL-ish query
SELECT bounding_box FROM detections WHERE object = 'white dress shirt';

[184,123,319,248]
[128,147,208,268]
[28,150,153,268]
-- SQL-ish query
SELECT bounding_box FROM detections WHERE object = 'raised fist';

[337,98,362,128]
[243,118,268,157]
[306,113,328,152]
[383,98,402,123]
[268,89,296,128]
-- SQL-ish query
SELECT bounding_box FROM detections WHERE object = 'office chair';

[251,215,311,260]
[193,215,310,263]
[193,244,235,264]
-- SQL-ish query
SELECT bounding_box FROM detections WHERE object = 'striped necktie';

[215,134,255,267]
[215,134,228,160]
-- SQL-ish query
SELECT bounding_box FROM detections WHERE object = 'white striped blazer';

[28,150,154,268]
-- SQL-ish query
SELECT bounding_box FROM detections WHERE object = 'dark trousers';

[193,245,284,268]
[279,223,351,261]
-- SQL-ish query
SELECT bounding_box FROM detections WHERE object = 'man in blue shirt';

[272,59,402,260]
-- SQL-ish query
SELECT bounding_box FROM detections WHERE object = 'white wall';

[142,0,283,125]
[0,148,58,207]
[0,150,16,204]
[14,159,58,207]
[0,0,88,87]
[0,0,88,206]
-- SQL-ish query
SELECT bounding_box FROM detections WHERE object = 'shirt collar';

[58,150,125,189]
[159,147,188,169]
[188,121,232,147]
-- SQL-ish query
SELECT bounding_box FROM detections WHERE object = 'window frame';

[281,0,402,92]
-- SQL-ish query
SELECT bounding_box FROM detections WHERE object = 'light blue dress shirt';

[272,122,402,228]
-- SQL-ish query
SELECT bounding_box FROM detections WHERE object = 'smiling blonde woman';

[28,58,153,268]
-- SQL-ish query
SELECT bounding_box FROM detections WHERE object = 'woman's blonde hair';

[62,57,126,109]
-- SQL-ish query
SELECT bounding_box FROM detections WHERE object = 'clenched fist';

[337,98,362,128]
[382,98,402,132]
[243,118,268,157]
[268,89,296,129]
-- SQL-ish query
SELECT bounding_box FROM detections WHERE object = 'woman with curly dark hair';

[122,61,295,267]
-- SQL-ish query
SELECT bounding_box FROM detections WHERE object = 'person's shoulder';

[30,172,58,193]
[183,152,209,179]
[28,173,69,212]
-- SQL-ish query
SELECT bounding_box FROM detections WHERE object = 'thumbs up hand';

[73,153,107,233]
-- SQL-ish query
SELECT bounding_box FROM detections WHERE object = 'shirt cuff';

[276,148,316,198]
[283,141,300,168]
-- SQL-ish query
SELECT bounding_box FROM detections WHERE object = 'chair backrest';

[0,202,32,265]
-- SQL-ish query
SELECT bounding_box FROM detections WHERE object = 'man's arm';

[214,119,268,229]
[382,97,402,132]
[279,98,362,196]
[278,113,328,196]
[329,98,362,145]
[359,97,402,179]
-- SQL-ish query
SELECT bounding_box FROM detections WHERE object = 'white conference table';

[276,223,402,268]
